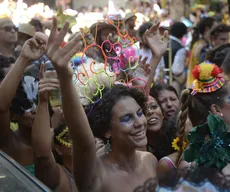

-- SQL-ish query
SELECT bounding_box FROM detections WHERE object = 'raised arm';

[32,64,61,189]
[46,18,97,191]
[0,33,47,148]
[144,22,168,90]
[132,23,168,92]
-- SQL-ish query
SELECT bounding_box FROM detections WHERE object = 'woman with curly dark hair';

[44,18,168,192]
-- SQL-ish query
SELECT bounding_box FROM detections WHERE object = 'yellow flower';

[172,137,187,151]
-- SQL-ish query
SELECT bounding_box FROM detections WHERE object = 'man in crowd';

[124,12,137,40]
[164,22,187,94]
[0,17,18,57]
[200,24,230,62]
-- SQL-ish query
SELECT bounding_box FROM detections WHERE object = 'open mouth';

[131,129,145,139]
[147,117,159,125]
[166,109,175,117]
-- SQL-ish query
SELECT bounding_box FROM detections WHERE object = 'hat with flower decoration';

[191,61,225,95]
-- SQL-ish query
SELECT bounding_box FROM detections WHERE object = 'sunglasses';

[0,26,18,32]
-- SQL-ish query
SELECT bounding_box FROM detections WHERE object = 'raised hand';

[38,64,59,102]
[132,56,151,87]
[144,22,168,58]
[46,17,82,76]
[134,56,151,81]
[20,32,47,62]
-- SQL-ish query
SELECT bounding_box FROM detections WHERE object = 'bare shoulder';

[157,158,172,175]
[137,151,158,164]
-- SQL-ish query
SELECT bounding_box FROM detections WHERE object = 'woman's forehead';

[147,96,157,103]
[112,97,140,114]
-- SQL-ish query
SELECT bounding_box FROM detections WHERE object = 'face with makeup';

[145,96,164,132]
[109,96,147,149]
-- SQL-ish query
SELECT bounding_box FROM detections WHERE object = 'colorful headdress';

[55,127,72,148]
[191,61,225,95]
[73,58,116,105]
[71,52,88,68]
[72,15,150,107]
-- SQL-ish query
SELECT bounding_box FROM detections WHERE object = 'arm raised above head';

[45,17,97,191]
[0,33,46,148]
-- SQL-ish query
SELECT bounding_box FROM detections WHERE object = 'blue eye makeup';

[120,109,143,124]
[137,110,143,117]
[120,115,133,123]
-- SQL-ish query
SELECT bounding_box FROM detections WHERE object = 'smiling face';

[145,96,164,132]
[158,90,180,119]
[109,96,147,149]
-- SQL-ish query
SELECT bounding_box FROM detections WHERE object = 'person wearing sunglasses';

[0,17,18,57]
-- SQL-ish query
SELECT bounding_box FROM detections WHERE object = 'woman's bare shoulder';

[137,151,158,164]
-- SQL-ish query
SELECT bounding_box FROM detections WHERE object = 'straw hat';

[0,17,13,28]
[124,12,137,23]
[90,21,117,39]
[18,23,35,37]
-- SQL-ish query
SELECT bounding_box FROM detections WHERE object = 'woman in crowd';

[150,84,180,120]
[32,64,77,191]
[177,61,230,173]
[44,17,168,192]
[144,92,178,160]
[0,32,47,175]
[187,17,216,88]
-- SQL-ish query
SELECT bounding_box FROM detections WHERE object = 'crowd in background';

[0,0,230,191]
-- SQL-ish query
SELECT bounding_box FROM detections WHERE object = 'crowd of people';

[0,0,230,191]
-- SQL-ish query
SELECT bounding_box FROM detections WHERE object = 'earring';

[220,113,224,117]
[104,139,111,154]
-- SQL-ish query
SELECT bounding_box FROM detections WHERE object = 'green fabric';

[183,113,230,171]
[24,164,35,176]
[10,122,18,131]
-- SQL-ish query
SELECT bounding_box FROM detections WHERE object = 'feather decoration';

[183,113,230,171]
[22,76,38,102]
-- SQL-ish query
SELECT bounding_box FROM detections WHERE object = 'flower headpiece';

[191,61,225,95]
[183,113,230,171]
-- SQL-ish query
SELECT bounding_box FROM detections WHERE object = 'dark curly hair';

[206,43,230,67]
[210,24,230,38]
[86,85,147,143]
